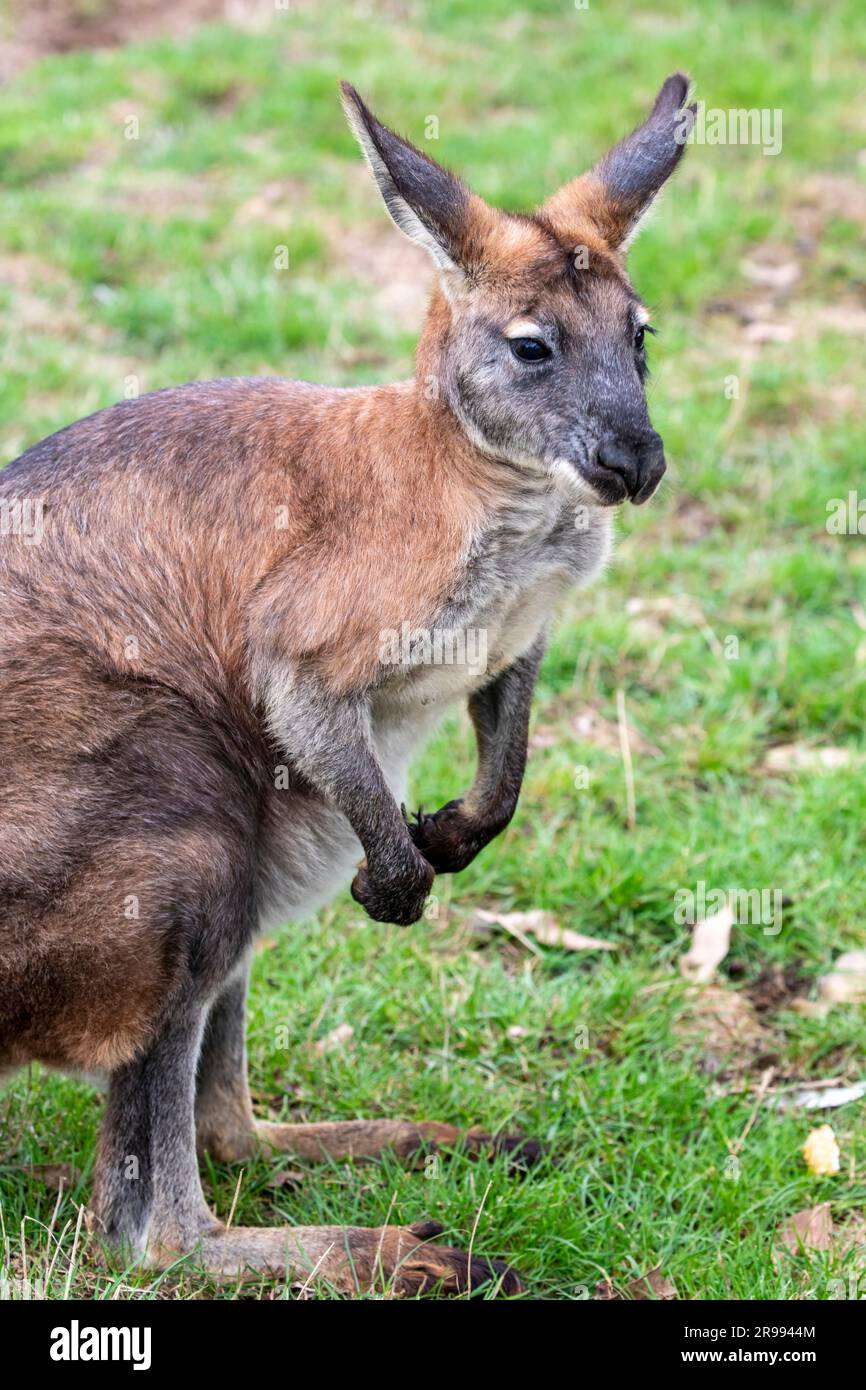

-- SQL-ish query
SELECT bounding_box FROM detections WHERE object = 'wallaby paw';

[351,854,434,925]
[403,799,486,873]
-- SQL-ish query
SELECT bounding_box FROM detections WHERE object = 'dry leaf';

[777,1203,834,1254]
[472,908,615,952]
[594,1266,677,1301]
[530,921,617,952]
[314,1023,354,1055]
[679,904,734,984]
[802,1125,841,1176]
[628,1266,678,1301]
[818,951,866,1006]
[593,1277,618,1301]
[771,1080,866,1112]
[762,744,853,774]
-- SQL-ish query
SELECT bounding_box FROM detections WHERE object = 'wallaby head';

[341,75,695,507]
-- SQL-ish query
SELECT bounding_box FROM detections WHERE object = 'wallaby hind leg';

[195,964,541,1170]
[95,991,517,1294]
[92,999,221,1258]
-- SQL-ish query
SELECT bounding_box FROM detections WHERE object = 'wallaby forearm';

[264,670,434,924]
[407,634,547,874]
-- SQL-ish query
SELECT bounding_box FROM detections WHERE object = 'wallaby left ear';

[340,81,486,276]
[542,73,696,252]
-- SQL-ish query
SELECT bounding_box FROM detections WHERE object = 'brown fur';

[0,74,692,1292]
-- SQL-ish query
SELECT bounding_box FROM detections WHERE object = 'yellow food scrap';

[802,1124,840,1176]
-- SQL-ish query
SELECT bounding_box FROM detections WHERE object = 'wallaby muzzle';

[595,430,666,506]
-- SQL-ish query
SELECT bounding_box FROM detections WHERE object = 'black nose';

[596,432,666,505]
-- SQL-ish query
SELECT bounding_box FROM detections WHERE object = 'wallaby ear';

[340,81,480,275]
[542,73,696,253]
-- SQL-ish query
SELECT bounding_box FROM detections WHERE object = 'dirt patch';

[742,962,808,1015]
[675,983,777,1078]
[702,170,866,373]
[795,173,866,238]
[0,0,271,79]
[328,219,433,333]
[0,252,103,339]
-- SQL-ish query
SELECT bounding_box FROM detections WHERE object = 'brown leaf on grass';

[29,1163,80,1190]
[629,1266,678,1300]
[679,904,734,984]
[593,1266,678,1301]
[314,1023,354,1055]
[593,1277,618,1301]
[471,908,616,952]
[776,1203,834,1255]
[762,743,853,773]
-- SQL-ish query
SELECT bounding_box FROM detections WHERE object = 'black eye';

[634,326,646,351]
[510,337,551,363]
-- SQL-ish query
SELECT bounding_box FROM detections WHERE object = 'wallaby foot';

[150,1219,520,1296]
[255,1118,542,1171]
[195,973,542,1171]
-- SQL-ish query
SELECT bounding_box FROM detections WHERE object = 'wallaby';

[0,75,693,1295]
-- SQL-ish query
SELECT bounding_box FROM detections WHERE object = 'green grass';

[2,0,866,1299]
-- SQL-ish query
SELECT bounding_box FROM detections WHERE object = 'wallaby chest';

[373,486,612,716]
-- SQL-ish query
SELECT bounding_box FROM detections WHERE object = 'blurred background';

[1,0,866,1300]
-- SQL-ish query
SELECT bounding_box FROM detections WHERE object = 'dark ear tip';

[655,71,692,113]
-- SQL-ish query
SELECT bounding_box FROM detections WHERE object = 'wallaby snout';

[595,430,666,506]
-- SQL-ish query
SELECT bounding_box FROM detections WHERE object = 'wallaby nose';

[596,432,666,506]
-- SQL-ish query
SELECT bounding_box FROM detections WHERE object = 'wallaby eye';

[634,326,646,351]
[510,337,551,363]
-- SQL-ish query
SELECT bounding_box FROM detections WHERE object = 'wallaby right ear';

[542,73,696,253]
[340,82,480,276]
